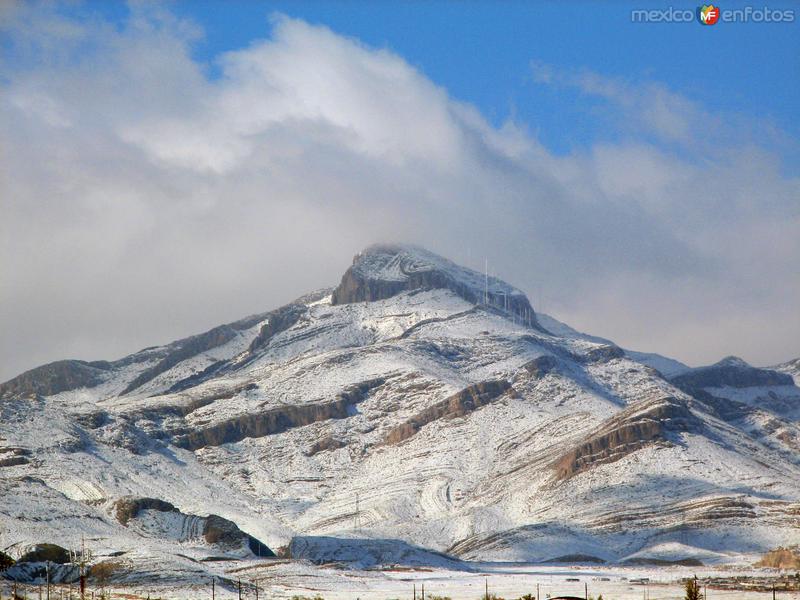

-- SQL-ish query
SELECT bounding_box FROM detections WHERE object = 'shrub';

[89,560,123,590]
[685,577,701,600]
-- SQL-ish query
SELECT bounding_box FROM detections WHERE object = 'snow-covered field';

[3,562,797,600]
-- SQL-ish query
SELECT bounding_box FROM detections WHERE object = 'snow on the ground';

[3,562,797,600]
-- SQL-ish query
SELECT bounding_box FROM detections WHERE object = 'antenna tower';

[484,259,489,305]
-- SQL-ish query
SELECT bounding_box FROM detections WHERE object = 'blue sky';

[59,0,800,157]
[1,1,798,378]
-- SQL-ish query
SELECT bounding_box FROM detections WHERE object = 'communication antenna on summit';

[484,259,489,306]
[497,291,507,314]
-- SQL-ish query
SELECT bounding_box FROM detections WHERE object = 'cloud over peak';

[1,5,797,380]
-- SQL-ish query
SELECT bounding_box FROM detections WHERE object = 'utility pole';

[585,582,588,600]
[79,536,85,600]
[537,583,540,600]
[413,583,416,600]
[421,583,425,600]
[237,579,241,600]
[212,578,215,600]
[485,577,488,600]
[45,563,50,600]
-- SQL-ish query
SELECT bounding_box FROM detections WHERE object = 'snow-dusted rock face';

[668,356,800,457]
[113,497,274,557]
[671,356,793,389]
[1,245,799,585]
[772,357,800,385]
[332,244,540,328]
[0,359,112,398]
[551,396,702,481]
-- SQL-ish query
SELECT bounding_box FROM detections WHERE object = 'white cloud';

[0,5,798,381]
[119,15,469,174]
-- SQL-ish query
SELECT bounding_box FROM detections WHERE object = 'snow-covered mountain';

[1,244,799,583]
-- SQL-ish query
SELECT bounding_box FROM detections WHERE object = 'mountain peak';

[331,244,539,328]
[714,355,750,368]
[670,354,793,389]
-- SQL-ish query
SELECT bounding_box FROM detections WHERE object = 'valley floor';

[3,562,799,600]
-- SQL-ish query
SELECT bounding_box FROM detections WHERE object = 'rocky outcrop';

[671,356,793,389]
[121,325,239,395]
[288,535,462,568]
[114,496,178,525]
[384,379,512,445]
[773,358,800,384]
[165,360,230,394]
[74,410,110,429]
[0,446,30,467]
[174,400,350,450]
[331,245,539,328]
[543,553,606,564]
[17,543,72,564]
[553,396,701,480]
[119,305,287,396]
[0,549,13,569]
[522,355,560,378]
[175,378,385,450]
[247,303,306,353]
[164,303,307,394]
[203,515,274,556]
[0,308,276,400]
[304,435,348,456]
[0,360,111,399]
[588,495,757,529]
[582,344,625,364]
[113,497,273,556]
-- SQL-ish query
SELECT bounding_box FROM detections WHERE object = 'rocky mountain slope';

[1,244,798,584]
